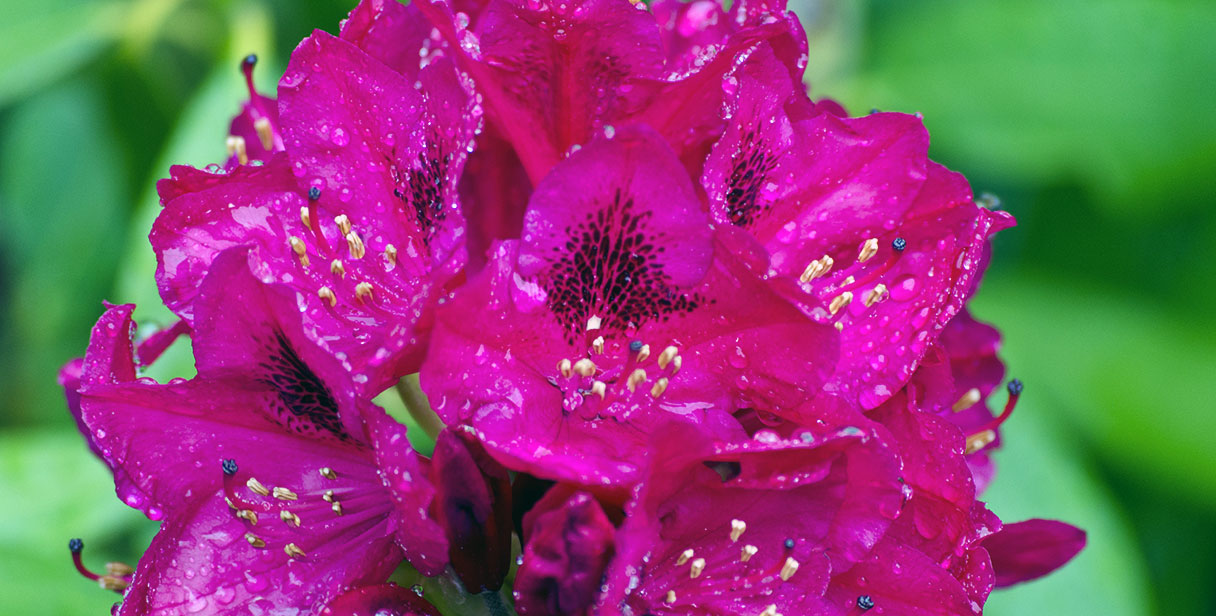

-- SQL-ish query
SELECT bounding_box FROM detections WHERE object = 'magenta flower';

[514,486,617,616]
[153,22,478,394]
[421,127,835,489]
[321,584,442,616]
[72,249,445,614]
[225,54,283,168]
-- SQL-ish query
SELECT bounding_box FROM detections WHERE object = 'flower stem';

[396,374,445,440]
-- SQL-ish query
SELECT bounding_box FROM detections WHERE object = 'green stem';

[396,374,445,440]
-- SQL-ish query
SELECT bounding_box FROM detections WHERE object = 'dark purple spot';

[258,331,348,441]
[389,138,452,242]
[724,129,779,227]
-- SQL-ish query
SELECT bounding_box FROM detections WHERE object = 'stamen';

[779,557,799,581]
[322,490,336,503]
[863,283,887,307]
[689,557,706,579]
[236,509,259,524]
[649,377,669,398]
[246,477,270,496]
[730,519,747,542]
[965,430,996,454]
[740,544,758,562]
[586,315,602,331]
[636,344,651,362]
[254,117,274,150]
[346,232,366,259]
[572,358,596,377]
[99,576,130,591]
[272,487,298,501]
[665,590,677,604]
[626,369,647,393]
[676,549,694,566]
[284,543,307,558]
[290,236,310,268]
[355,282,374,303]
[318,286,337,307]
[671,355,682,374]
[591,336,605,355]
[246,533,266,548]
[330,259,346,278]
[334,214,352,236]
[280,510,302,527]
[319,467,337,480]
[590,381,606,399]
[952,388,982,412]
[829,291,853,315]
[965,378,1024,450]
[858,238,879,263]
[384,244,398,267]
[657,345,678,369]
[332,501,344,516]
[69,538,100,581]
[105,562,134,577]
[300,206,312,230]
[759,605,780,616]
[558,358,573,378]
[226,136,248,165]
[799,255,833,283]
[835,322,844,331]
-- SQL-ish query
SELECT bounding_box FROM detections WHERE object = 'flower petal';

[981,518,1086,587]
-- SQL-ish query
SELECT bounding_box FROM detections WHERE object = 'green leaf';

[0,1,127,108]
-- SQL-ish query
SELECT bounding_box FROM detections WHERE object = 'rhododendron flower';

[71,249,445,614]
[60,0,1088,613]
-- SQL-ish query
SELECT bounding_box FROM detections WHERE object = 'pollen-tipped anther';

[665,591,677,604]
[952,388,982,412]
[626,368,647,393]
[300,206,312,230]
[657,345,678,369]
[730,519,747,542]
[272,486,298,501]
[384,244,398,267]
[573,358,596,377]
[671,355,682,374]
[289,236,310,267]
[558,358,573,378]
[332,501,344,516]
[779,557,799,581]
[334,214,352,236]
[799,255,833,283]
[284,543,307,558]
[330,259,346,278]
[590,380,606,399]
[863,283,887,307]
[322,489,336,503]
[689,558,706,579]
[649,377,669,398]
[592,335,605,355]
[355,282,374,304]
[236,509,258,524]
[829,291,853,315]
[319,467,337,480]
[226,136,248,165]
[280,510,302,527]
[858,238,879,263]
[965,429,996,454]
[740,544,758,562]
[636,344,651,362]
[318,286,337,307]
[760,605,780,616]
[246,533,266,548]
[676,548,694,566]
[246,477,270,496]
[254,117,274,150]
[346,232,366,259]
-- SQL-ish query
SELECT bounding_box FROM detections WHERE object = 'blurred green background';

[0,0,1211,613]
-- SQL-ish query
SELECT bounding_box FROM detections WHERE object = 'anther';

[226,136,248,165]
[246,533,266,548]
[300,206,312,230]
[334,214,352,236]
[346,232,366,259]
[558,358,573,378]
[799,255,833,283]
[649,377,669,398]
[858,238,879,263]
[676,549,694,566]
[863,284,887,307]
[222,459,239,476]
[246,477,270,496]
[236,510,258,524]
[330,259,346,278]
[891,237,906,252]
[779,557,799,581]
[322,490,336,503]
[272,487,298,501]
[835,321,844,331]
[254,117,274,150]
[740,544,758,562]
[730,519,747,542]
[591,335,605,355]
[671,356,682,374]
[284,543,307,558]
[829,291,853,315]
[290,236,310,267]
[355,282,374,303]
[626,368,647,393]
[332,501,343,516]
[308,186,322,201]
[759,606,779,616]
[319,467,337,480]
[105,562,134,577]
[384,244,398,267]
[318,286,337,307]
[572,358,596,377]
[952,388,982,412]
[280,510,302,527]
[586,315,602,331]
[689,558,706,579]
[636,344,651,362]
[665,590,677,604]
[965,430,996,454]
[658,346,679,369]
[857,595,875,610]
[99,576,130,591]
[590,381,606,399]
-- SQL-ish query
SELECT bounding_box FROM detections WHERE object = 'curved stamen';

[69,538,99,582]
[69,538,131,593]
[965,379,1023,453]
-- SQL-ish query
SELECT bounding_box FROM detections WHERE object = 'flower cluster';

[61,0,1085,614]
